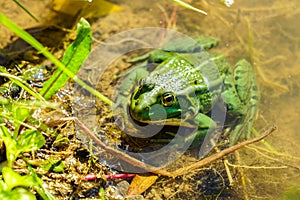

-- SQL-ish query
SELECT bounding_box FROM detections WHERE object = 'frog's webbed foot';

[128,49,173,64]
[128,36,219,65]
[127,53,151,63]
[228,116,252,145]
[186,113,217,145]
[161,36,219,53]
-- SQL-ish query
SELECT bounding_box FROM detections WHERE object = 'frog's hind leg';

[226,59,259,145]
[234,59,259,141]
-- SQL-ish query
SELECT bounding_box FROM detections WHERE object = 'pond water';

[1,0,300,199]
[94,1,300,198]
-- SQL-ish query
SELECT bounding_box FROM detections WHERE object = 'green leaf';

[0,189,36,200]
[17,130,45,152]
[2,167,37,191]
[0,125,11,138]
[27,165,54,200]
[12,104,30,138]
[12,105,30,123]
[38,156,65,173]
[11,188,37,200]
[52,161,64,173]
[40,18,92,99]
[0,168,39,200]
[0,134,19,167]
[52,0,123,19]
[0,179,7,191]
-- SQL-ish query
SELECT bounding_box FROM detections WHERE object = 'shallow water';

[95,1,300,199]
[192,1,300,199]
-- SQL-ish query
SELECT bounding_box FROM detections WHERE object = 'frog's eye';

[162,93,175,107]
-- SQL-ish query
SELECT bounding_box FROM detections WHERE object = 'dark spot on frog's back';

[210,42,217,49]
[132,84,155,100]
[194,80,201,85]
[224,82,233,88]
[252,85,258,91]
[251,95,259,101]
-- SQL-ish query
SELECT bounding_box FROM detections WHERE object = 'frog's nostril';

[145,106,150,111]
[135,100,139,106]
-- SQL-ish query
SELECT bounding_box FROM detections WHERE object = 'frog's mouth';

[129,103,182,124]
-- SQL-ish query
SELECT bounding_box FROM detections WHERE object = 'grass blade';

[172,0,207,15]
[12,0,39,22]
[40,18,92,99]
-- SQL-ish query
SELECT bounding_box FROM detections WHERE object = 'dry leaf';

[128,174,159,195]
[52,0,122,19]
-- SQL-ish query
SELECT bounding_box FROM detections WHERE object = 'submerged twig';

[234,151,250,200]
[63,117,173,177]
[170,126,277,177]
[225,161,287,169]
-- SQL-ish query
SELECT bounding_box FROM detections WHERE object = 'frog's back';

[145,54,207,95]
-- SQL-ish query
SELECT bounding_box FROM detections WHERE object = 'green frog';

[115,36,259,146]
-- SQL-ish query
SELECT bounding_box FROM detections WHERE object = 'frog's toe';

[229,124,243,145]
[229,122,252,145]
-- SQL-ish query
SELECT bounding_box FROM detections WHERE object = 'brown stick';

[65,117,173,177]
[170,126,277,177]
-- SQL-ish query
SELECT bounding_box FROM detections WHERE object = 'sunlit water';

[184,1,300,199]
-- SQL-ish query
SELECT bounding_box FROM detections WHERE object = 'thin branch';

[171,126,277,177]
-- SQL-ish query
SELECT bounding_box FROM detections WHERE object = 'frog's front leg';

[222,59,259,145]
[184,113,217,145]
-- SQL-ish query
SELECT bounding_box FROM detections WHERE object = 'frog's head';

[129,83,183,123]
